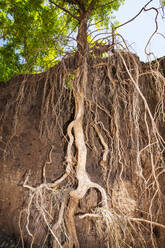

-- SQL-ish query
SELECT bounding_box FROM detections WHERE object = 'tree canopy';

[0,0,124,81]
[1,2,165,248]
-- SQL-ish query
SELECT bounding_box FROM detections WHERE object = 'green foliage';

[0,0,68,81]
[64,72,75,89]
[91,0,124,29]
[0,43,20,81]
[0,0,125,81]
[161,0,165,6]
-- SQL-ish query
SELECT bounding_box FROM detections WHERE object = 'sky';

[0,0,164,63]
[114,0,165,61]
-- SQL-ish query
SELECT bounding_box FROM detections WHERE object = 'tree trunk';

[77,19,88,58]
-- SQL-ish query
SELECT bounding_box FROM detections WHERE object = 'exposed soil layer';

[0,53,165,247]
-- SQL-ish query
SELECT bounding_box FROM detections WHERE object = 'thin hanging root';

[22,140,75,248]
[78,207,165,248]
[65,118,76,167]
[52,194,69,248]
[92,123,109,171]
[43,145,54,183]
[119,52,165,146]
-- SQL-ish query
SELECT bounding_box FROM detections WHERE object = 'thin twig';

[115,0,153,31]
[49,0,79,21]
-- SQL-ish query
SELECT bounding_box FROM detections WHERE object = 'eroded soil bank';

[0,53,165,247]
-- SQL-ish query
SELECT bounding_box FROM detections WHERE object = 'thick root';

[65,82,108,247]
[65,197,79,248]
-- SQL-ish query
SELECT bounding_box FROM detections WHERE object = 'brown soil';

[0,52,165,248]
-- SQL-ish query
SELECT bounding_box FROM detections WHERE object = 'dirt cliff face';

[0,53,165,248]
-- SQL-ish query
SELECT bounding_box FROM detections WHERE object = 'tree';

[1,1,165,248]
[0,0,123,80]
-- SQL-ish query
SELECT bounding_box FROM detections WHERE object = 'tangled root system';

[0,51,165,248]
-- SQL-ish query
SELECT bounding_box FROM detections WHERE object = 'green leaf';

[0,0,125,81]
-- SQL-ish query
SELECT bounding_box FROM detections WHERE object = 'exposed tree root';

[63,57,108,247]
[21,55,109,248]
[65,197,79,248]
[17,50,164,247]
[2,44,164,247]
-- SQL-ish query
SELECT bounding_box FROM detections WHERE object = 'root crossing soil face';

[0,53,165,248]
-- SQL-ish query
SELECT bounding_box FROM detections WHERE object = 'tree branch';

[95,0,115,9]
[144,6,159,55]
[65,0,80,4]
[115,0,153,31]
[49,0,80,21]
[64,0,83,11]
[83,0,96,20]
[87,0,97,14]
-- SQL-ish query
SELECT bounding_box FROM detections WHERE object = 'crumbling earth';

[0,52,165,248]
